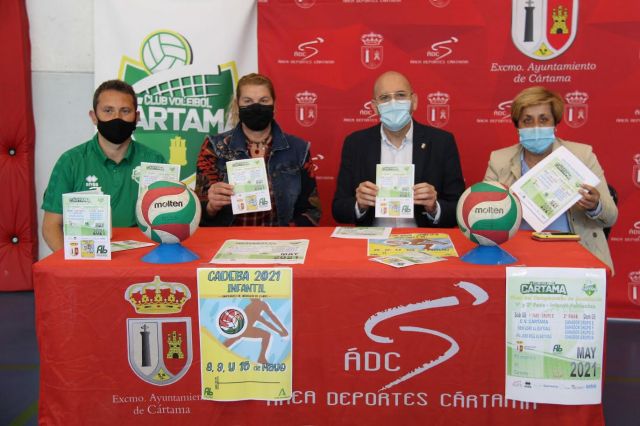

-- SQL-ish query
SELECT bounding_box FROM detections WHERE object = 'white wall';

[28,0,95,258]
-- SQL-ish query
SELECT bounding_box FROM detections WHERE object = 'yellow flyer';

[367,233,458,257]
[197,268,292,401]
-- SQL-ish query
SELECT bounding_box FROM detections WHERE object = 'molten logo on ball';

[137,181,201,244]
[457,181,522,246]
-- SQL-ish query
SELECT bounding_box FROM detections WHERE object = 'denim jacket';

[195,121,321,226]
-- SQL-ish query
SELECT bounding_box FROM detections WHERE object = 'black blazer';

[332,121,465,227]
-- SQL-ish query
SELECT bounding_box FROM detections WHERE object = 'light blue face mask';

[377,100,412,132]
[518,126,556,154]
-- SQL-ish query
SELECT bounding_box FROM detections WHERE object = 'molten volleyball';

[456,181,522,246]
[136,181,201,244]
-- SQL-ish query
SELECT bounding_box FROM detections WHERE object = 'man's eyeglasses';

[375,91,412,103]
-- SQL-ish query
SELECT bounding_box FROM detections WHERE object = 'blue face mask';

[377,100,412,132]
[518,126,556,154]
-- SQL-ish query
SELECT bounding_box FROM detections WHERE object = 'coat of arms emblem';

[127,317,193,386]
[295,91,318,127]
[512,0,579,60]
[361,33,384,69]
[426,92,450,128]
[564,91,588,128]
[628,271,640,306]
[124,276,192,385]
[633,154,640,188]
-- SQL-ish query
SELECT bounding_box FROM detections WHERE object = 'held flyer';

[510,146,600,232]
[505,267,606,405]
[227,158,272,215]
[136,162,181,196]
[197,268,292,401]
[375,164,414,218]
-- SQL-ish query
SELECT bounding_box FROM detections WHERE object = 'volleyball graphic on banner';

[457,181,522,246]
[141,30,192,74]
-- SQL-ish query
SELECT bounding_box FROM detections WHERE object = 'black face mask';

[239,104,274,131]
[97,118,137,145]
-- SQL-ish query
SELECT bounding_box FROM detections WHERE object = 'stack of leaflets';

[210,239,309,264]
[111,240,155,252]
[331,227,392,239]
[62,188,111,260]
[368,233,458,268]
[370,251,445,268]
[368,233,458,257]
[135,162,181,196]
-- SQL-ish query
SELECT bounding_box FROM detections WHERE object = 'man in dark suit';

[332,71,465,227]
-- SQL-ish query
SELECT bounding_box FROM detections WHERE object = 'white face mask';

[377,100,412,131]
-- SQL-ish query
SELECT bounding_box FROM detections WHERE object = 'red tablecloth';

[34,227,606,425]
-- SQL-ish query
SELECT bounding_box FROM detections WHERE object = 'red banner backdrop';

[257,0,640,319]
[0,0,37,290]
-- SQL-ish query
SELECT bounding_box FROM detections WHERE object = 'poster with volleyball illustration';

[368,233,458,258]
[94,0,257,187]
[197,268,292,401]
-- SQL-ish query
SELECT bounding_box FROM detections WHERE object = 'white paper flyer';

[510,147,600,232]
[136,162,181,196]
[227,158,272,215]
[62,190,111,260]
[505,267,606,405]
[375,164,414,218]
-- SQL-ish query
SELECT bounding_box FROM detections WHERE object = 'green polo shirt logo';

[85,175,100,189]
[42,135,165,227]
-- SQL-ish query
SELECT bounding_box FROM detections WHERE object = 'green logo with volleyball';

[141,31,192,73]
[119,30,238,187]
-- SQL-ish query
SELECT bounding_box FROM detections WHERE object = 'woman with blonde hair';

[484,86,617,271]
[195,73,321,227]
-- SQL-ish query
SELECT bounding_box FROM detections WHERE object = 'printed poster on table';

[210,240,309,264]
[505,267,606,405]
[368,233,458,257]
[197,268,292,401]
[331,226,392,239]
[370,251,446,268]
[510,147,600,232]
